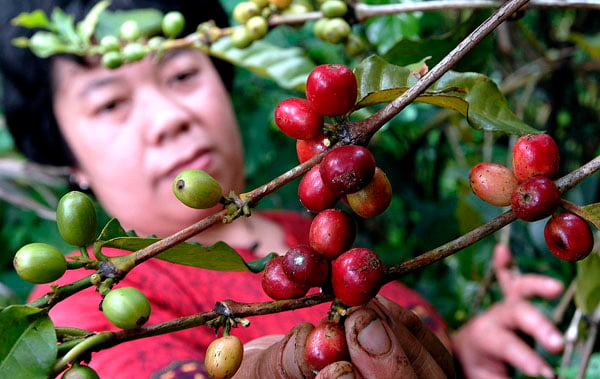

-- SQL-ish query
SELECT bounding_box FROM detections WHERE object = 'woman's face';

[51,49,244,237]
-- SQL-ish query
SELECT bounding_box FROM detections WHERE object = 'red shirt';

[29,211,446,378]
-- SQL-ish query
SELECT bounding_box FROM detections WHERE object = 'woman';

[0,1,563,378]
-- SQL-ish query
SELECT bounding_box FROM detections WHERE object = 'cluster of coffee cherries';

[99,11,186,69]
[470,133,594,261]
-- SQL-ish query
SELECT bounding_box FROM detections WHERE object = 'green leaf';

[354,55,540,136]
[581,203,600,230]
[76,0,110,47]
[210,38,315,91]
[11,10,53,30]
[100,236,251,272]
[51,7,81,47]
[0,305,56,379]
[97,218,128,241]
[246,252,278,273]
[575,251,600,316]
[95,8,163,40]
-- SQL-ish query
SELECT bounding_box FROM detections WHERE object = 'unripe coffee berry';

[102,287,151,329]
[119,20,141,41]
[62,364,100,379]
[205,335,244,379]
[306,64,357,116]
[14,243,67,284]
[346,167,392,218]
[469,162,519,207]
[57,191,97,247]
[173,169,223,209]
[162,11,186,38]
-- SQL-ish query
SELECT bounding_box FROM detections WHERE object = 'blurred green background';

[0,0,598,373]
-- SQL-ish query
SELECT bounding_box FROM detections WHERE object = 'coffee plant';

[1,0,600,378]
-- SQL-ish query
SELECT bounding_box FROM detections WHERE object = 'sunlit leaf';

[354,55,539,135]
[581,203,600,230]
[210,38,315,91]
[11,10,52,30]
[51,7,81,47]
[0,305,56,379]
[77,0,110,46]
[575,251,600,316]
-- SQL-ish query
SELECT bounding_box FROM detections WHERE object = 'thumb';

[233,323,315,379]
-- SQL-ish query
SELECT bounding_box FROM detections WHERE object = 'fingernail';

[548,332,564,349]
[357,318,391,355]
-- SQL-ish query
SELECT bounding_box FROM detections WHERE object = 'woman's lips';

[164,150,215,182]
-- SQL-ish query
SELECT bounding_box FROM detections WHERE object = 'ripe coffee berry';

[331,248,384,306]
[544,212,594,261]
[282,245,330,287]
[511,176,561,222]
[261,256,310,300]
[309,209,356,260]
[306,64,357,116]
[320,145,376,194]
[274,97,324,140]
[304,319,349,373]
[298,165,341,213]
[204,335,244,379]
[296,132,331,163]
[512,133,560,182]
[346,167,392,218]
[469,162,519,207]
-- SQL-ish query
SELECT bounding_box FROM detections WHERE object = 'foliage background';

[0,0,599,373]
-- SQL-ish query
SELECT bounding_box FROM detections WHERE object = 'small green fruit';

[172,169,223,209]
[162,11,186,38]
[62,364,100,379]
[231,28,254,49]
[122,42,147,62]
[245,16,268,39]
[119,20,141,41]
[102,51,123,69]
[14,243,67,284]
[320,0,348,18]
[57,191,97,247]
[100,35,121,52]
[233,2,260,24]
[323,18,351,44]
[102,287,151,330]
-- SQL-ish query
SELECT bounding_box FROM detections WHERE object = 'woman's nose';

[144,91,193,145]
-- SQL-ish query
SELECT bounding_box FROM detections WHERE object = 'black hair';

[0,0,233,167]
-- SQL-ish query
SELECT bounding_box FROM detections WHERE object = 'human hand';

[234,295,454,378]
[451,243,565,379]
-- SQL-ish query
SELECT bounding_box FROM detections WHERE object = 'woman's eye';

[95,98,126,115]
[170,68,199,84]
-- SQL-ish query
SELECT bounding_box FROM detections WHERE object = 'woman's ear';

[69,168,91,191]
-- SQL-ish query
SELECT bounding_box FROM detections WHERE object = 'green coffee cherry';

[100,35,121,52]
[119,20,141,41]
[102,287,151,329]
[313,18,329,40]
[57,191,97,247]
[230,27,254,49]
[148,36,166,50]
[320,0,348,18]
[344,33,367,56]
[323,17,351,44]
[122,42,147,62]
[173,169,223,209]
[62,364,100,379]
[162,11,186,38]
[233,2,260,24]
[102,51,124,69]
[14,243,67,284]
[251,0,270,8]
[245,16,268,39]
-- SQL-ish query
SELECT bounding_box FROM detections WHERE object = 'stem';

[576,306,600,379]
[51,331,113,375]
[27,274,96,309]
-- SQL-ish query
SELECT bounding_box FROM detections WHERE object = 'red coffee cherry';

[346,167,392,218]
[296,132,331,163]
[309,209,356,260]
[512,133,560,182]
[274,97,324,140]
[306,64,357,116]
[331,248,384,306]
[510,176,561,222]
[261,256,310,300]
[298,165,341,213]
[319,145,376,194]
[282,244,330,287]
[544,212,594,261]
[469,162,519,207]
[304,319,349,373]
